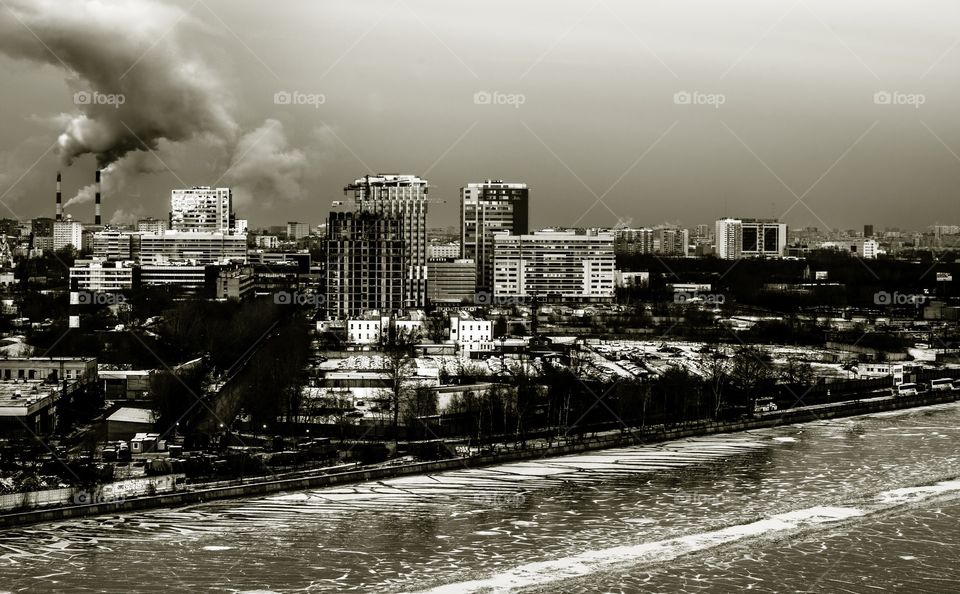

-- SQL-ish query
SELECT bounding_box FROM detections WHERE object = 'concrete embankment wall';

[2,391,956,529]
[0,474,182,512]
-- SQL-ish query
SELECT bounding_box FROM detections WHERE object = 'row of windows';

[1,367,82,380]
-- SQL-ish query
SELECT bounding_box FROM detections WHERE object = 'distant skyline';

[1,0,959,231]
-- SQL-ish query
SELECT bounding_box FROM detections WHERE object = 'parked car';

[754,398,778,413]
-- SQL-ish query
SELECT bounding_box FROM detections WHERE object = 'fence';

[0,474,183,512]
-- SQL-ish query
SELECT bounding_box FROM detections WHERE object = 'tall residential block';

[345,174,429,308]
[53,219,84,251]
[170,187,233,233]
[715,218,786,259]
[461,180,529,292]
[326,211,405,319]
[715,218,743,260]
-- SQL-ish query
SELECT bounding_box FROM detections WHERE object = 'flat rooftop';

[0,356,95,362]
[99,370,152,379]
[0,380,58,415]
[106,407,156,425]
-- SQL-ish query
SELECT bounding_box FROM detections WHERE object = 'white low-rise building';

[450,316,493,354]
[348,317,388,344]
[819,238,880,259]
[347,316,426,344]
[69,259,136,291]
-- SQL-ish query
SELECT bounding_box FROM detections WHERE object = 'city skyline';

[25,172,958,236]
[0,0,958,232]
[2,4,960,593]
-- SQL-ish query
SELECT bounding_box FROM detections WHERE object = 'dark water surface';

[2,402,959,593]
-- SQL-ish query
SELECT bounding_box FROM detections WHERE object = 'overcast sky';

[0,0,958,231]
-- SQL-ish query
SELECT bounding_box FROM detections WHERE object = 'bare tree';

[730,346,774,412]
[402,384,438,440]
[780,355,814,386]
[381,332,417,452]
[702,353,730,420]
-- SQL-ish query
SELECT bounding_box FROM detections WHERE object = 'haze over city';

[2,3,960,594]
[1,0,959,230]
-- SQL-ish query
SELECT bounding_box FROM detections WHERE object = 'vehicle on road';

[930,378,953,392]
[897,383,919,397]
[754,398,778,413]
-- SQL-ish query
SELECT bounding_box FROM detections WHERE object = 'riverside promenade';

[2,389,957,529]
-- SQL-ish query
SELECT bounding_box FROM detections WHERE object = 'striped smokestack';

[56,171,62,221]
[95,169,102,225]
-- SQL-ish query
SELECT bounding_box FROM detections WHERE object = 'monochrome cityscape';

[1,1,959,593]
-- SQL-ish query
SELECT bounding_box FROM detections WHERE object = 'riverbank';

[2,389,957,530]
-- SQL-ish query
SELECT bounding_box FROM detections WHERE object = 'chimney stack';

[95,169,102,226]
[56,171,63,221]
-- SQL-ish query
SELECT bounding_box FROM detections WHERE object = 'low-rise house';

[106,407,156,441]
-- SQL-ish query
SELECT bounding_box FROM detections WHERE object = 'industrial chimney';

[94,169,102,226]
[55,171,62,221]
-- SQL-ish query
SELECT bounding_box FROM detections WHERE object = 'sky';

[0,0,958,232]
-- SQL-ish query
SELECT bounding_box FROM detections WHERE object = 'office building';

[428,241,461,259]
[53,219,84,251]
[137,217,167,234]
[427,258,477,304]
[255,235,280,249]
[345,174,429,309]
[492,229,615,301]
[31,217,54,238]
[170,187,233,233]
[207,265,255,300]
[93,231,137,260]
[69,259,137,291]
[461,180,529,292]
[741,219,787,258]
[820,238,880,259]
[286,221,310,240]
[139,231,247,265]
[31,235,53,253]
[613,227,655,256]
[694,224,711,241]
[139,264,208,288]
[654,226,690,257]
[716,218,786,259]
[325,211,405,319]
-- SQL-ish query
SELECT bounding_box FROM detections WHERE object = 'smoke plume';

[224,119,309,206]
[0,0,237,168]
